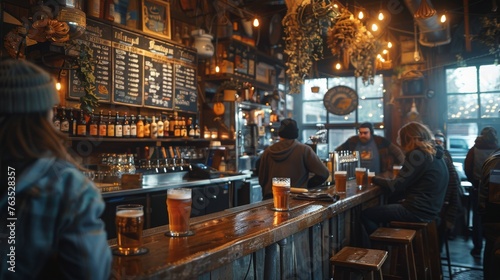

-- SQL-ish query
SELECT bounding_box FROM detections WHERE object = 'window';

[300,75,385,151]
[445,64,500,167]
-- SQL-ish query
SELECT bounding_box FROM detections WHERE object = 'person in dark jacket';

[259,118,329,199]
[464,126,498,258]
[434,131,464,250]
[477,148,500,280]
[361,122,449,247]
[335,122,405,176]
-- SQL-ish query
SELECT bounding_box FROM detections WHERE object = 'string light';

[358,11,364,20]
[440,14,447,23]
[378,12,384,21]
[253,18,259,27]
[335,62,341,70]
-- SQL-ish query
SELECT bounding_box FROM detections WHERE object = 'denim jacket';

[0,157,111,279]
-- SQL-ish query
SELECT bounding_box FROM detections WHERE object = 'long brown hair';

[0,112,77,170]
[397,122,436,157]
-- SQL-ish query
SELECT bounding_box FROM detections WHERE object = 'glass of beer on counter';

[165,188,194,237]
[334,171,348,193]
[393,165,402,178]
[367,171,375,186]
[355,167,366,186]
[272,177,291,211]
[113,204,148,256]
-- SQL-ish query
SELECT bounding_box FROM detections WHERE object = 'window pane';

[303,101,327,124]
[327,77,356,88]
[303,78,327,100]
[329,129,357,151]
[328,111,355,123]
[479,65,500,92]
[445,67,477,93]
[447,94,479,119]
[480,93,500,118]
[357,74,384,98]
[358,98,384,123]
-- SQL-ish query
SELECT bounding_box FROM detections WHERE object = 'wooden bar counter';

[109,181,383,279]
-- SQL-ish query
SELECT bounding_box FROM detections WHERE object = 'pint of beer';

[355,167,366,186]
[393,165,402,178]
[367,171,375,185]
[116,204,144,255]
[272,177,291,211]
[167,188,192,236]
[334,171,347,193]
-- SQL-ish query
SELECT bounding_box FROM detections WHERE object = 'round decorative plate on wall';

[323,86,359,115]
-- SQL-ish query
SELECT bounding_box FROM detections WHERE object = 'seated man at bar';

[258,118,329,199]
[360,122,449,247]
[0,59,111,279]
[335,122,404,176]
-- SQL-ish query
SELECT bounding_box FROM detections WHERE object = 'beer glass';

[114,204,148,256]
[367,172,375,185]
[272,177,291,211]
[166,188,194,237]
[334,171,347,193]
[355,167,366,186]
[393,165,402,178]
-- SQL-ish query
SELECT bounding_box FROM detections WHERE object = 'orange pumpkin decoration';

[213,102,225,115]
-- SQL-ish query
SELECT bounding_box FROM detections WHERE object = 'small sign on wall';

[142,0,171,40]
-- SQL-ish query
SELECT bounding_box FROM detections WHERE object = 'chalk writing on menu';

[69,19,112,102]
[173,47,198,112]
[143,38,175,109]
[111,27,145,106]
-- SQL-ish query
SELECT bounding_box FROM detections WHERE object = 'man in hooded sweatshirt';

[464,126,498,258]
[258,118,329,199]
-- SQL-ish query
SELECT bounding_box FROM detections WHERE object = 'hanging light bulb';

[335,62,341,70]
[440,14,447,23]
[413,22,421,62]
[407,99,420,120]
[358,11,364,20]
[371,23,378,32]
[387,41,393,48]
[253,18,259,27]
[215,65,220,73]
[378,12,384,21]
[56,80,62,91]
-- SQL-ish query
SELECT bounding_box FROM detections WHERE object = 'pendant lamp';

[414,0,436,19]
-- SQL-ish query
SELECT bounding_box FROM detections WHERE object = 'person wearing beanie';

[335,122,405,176]
[0,59,111,279]
[433,130,464,251]
[464,126,499,258]
[258,118,329,199]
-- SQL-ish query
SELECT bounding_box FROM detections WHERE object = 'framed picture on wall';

[142,0,171,40]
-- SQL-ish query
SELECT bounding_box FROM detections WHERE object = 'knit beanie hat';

[0,59,59,114]
[278,118,299,139]
[359,122,374,135]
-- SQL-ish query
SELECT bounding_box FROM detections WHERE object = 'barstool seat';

[370,227,418,280]
[331,246,388,280]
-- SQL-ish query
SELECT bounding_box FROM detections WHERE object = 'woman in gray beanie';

[0,59,111,279]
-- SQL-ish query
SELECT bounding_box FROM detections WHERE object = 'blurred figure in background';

[434,131,464,250]
[477,148,500,280]
[335,122,404,176]
[0,59,111,279]
[464,126,498,258]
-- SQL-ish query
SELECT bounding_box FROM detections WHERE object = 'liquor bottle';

[169,113,175,136]
[151,115,158,139]
[60,107,69,133]
[194,122,200,138]
[88,111,98,137]
[123,112,130,138]
[157,114,164,138]
[98,110,107,137]
[174,115,181,137]
[163,116,169,138]
[76,110,87,136]
[130,114,137,137]
[144,116,151,138]
[69,108,77,136]
[115,112,123,138]
[180,117,187,137]
[107,111,115,137]
[188,117,195,138]
[53,106,61,131]
[137,114,144,138]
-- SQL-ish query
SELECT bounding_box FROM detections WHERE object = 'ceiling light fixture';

[414,0,436,19]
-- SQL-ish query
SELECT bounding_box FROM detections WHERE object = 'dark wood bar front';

[109,182,383,279]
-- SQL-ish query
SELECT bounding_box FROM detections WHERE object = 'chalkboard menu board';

[69,19,112,102]
[173,47,198,112]
[111,27,146,106]
[143,38,175,109]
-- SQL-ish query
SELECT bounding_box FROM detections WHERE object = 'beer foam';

[117,209,143,217]
[168,191,191,200]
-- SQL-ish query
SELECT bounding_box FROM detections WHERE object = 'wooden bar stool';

[330,246,388,280]
[369,227,418,280]
[389,221,432,280]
